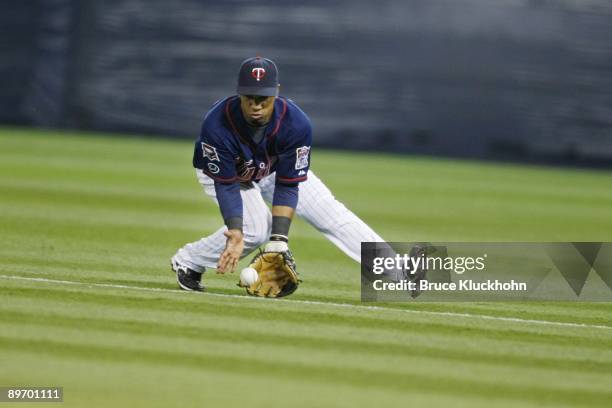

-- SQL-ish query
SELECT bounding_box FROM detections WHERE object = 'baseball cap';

[236,57,279,97]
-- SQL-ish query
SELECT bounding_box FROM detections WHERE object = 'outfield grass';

[0,127,611,407]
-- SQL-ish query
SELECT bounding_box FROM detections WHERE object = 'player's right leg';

[171,170,271,291]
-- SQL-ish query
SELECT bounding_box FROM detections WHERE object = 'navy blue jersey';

[193,96,312,185]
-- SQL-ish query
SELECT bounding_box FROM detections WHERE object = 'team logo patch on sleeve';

[202,143,220,162]
[207,163,220,174]
[295,146,310,170]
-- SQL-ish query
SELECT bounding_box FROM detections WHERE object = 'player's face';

[240,95,276,125]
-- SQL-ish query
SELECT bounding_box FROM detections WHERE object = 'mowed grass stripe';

[0,357,493,408]
[2,266,611,326]
[5,319,609,386]
[1,307,610,376]
[3,296,609,367]
[5,310,607,404]
[0,184,205,214]
[2,283,611,346]
[0,177,202,205]
[3,301,610,383]
[0,209,341,255]
[2,290,611,406]
[1,320,611,394]
[2,337,610,406]
[0,257,357,291]
[0,210,211,239]
[2,294,611,400]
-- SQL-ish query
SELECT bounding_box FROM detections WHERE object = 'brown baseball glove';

[239,248,300,298]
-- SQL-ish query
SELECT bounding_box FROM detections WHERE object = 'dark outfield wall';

[2,0,612,163]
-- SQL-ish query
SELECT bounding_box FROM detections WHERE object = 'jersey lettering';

[255,162,270,180]
[236,157,256,181]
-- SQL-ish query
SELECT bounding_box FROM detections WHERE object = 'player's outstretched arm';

[265,205,295,252]
[214,181,244,274]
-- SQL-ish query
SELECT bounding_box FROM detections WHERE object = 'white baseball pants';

[173,169,384,273]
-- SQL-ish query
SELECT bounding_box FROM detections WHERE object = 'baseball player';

[171,56,395,292]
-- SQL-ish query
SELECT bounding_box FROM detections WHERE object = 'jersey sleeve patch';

[207,162,221,174]
[295,146,310,170]
[202,143,220,162]
[193,132,238,182]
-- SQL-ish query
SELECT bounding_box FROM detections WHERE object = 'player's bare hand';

[217,230,244,273]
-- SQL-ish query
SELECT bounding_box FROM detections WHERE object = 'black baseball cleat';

[407,244,428,298]
[171,257,204,292]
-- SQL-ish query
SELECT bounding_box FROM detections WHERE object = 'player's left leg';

[258,171,383,263]
[259,172,422,286]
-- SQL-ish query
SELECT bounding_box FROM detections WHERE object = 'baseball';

[240,267,258,286]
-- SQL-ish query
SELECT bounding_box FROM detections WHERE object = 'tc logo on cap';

[237,57,278,96]
[251,67,266,81]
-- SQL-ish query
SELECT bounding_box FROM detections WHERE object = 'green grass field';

[1,127,611,407]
